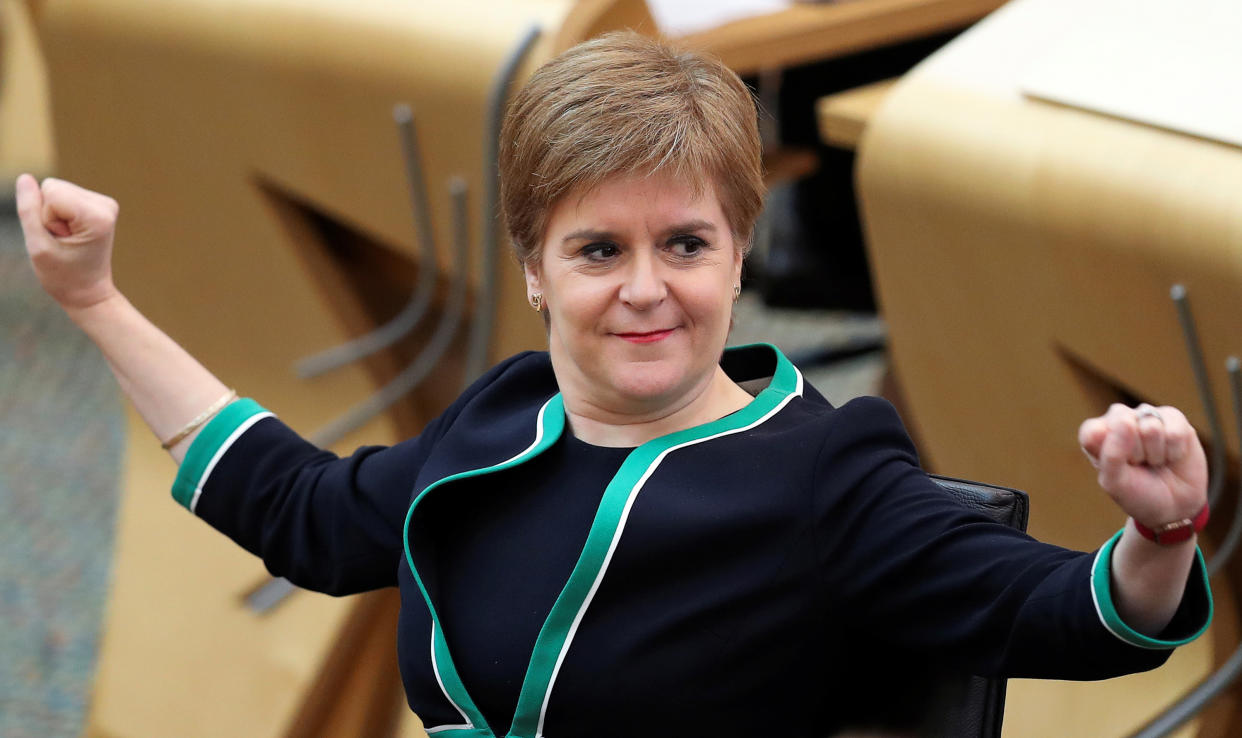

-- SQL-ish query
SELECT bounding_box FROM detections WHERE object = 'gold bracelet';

[160,389,238,450]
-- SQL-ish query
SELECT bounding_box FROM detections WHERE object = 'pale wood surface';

[675,0,1006,76]
[816,78,898,149]
[856,0,1236,734]
[35,1,649,735]
[1019,0,1242,150]
[0,0,54,180]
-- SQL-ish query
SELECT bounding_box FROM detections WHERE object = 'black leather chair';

[833,474,1029,738]
[923,475,1029,738]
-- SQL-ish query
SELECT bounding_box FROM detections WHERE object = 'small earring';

[732,283,741,303]
[530,293,543,313]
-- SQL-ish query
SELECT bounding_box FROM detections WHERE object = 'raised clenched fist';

[1079,403,1208,533]
[15,174,121,311]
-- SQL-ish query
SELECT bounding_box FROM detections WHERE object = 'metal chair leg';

[309,178,470,448]
[294,104,441,379]
[462,23,542,388]
[1172,284,1227,509]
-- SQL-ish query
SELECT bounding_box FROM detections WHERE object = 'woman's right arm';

[17,174,531,594]
[16,174,431,593]
[16,174,231,461]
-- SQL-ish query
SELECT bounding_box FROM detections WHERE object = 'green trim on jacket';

[403,344,802,737]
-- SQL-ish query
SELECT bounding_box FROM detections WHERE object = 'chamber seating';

[856,0,1233,734]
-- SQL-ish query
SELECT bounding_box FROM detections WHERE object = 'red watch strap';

[1133,504,1210,545]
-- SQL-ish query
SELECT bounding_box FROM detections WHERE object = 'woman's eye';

[581,242,620,261]
[669,237,706,258]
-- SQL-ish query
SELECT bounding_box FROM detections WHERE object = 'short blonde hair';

[499,32,764,267]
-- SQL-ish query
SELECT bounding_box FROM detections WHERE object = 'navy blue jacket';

[172,344,1211,737]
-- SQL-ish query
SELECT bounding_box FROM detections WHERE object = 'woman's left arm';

[1079,403,1209,636]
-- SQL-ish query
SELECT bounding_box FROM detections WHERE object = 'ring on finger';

[1136,405,1164,426]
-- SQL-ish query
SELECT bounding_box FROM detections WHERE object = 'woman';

[17,32,1211,737]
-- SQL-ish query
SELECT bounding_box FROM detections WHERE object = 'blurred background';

[2,0,1240,736]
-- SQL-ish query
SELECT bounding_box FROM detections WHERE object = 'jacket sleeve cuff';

[1090,528,1213,649]
[171,398,274,513]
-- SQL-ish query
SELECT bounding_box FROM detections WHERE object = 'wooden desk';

[817,77,898,149]
[676,0,1007,75]
[0,0,54,180]
[856,0,1235,734]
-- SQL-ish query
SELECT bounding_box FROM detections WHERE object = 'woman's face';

[526,172,743,415]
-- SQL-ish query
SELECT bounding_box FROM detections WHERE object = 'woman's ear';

[523,259,542,301]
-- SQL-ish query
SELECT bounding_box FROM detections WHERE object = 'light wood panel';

[856,0,1236,734]
[0,0,54,180]
[676,0,1006,75]
[817,78,898,149]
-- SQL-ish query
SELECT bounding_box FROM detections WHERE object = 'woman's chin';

[605,365,699,408]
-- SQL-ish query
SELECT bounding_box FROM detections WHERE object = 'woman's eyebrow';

[560,220,717,244]
[561,228,617,244]
[663,219,717,236]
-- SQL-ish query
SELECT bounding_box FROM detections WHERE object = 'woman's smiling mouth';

[614,328,676,344]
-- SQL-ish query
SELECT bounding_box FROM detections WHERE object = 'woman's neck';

[563,366,755,448]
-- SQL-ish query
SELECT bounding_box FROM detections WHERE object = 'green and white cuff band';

[171,398,273,513]
[1090,528,1213,649]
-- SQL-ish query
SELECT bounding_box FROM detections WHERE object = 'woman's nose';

[618,252,667,309]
